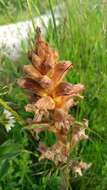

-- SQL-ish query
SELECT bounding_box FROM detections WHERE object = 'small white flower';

[5,124,12,132]
[3,109,16,132]
[8,119,15,125]
[4,109,12,117]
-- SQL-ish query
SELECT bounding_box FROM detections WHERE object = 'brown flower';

[17,78,47,96]
[71,119,89,148]
[53,82,84,97]
[39,141,68,165]
[68,160,92,176]
[25,96,55,122]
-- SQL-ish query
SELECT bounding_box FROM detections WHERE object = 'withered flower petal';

[17,78,46,96]
[25,96,55,122]
[53,108,66,122]
[23,64,42,80]
[38,75,52,89]
[31,52,42,71]
[25,103,35,113]
[72,161,92,176]
[73,165,83,176]
[71,120,88,147]
[53,108,74,130]
[37,45,47,62]
[39,142,47,153]
[35,29,49,57]
[63,98,75,112]
[39,141,68,164]
[54,82,84,96]
[36,41,52,63]
[25,103,49,122]
[35,96,55,110]
[23,65,52,89]
[40,54,54,75]
[51,61,72,85]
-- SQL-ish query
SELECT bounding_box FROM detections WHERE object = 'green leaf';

[0,159,9,180]
[0,140,22,160]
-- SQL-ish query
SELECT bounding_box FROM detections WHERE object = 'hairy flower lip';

[53,82,85,96]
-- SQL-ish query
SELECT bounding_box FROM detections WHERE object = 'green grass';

[0,0,57,25]
[0,0,107,189]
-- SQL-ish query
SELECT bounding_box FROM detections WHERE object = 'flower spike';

[17,28,90,175]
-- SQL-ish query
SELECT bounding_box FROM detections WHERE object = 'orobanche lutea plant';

[17,28,91,176]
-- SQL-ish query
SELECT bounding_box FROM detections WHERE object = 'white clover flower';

[3,109,16,132]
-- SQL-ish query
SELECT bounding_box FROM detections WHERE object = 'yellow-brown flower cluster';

[17,28,89,169]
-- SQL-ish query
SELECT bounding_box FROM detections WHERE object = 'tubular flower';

[17,28,90,174]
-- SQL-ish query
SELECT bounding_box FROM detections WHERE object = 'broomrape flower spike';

[17,27,91,174]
